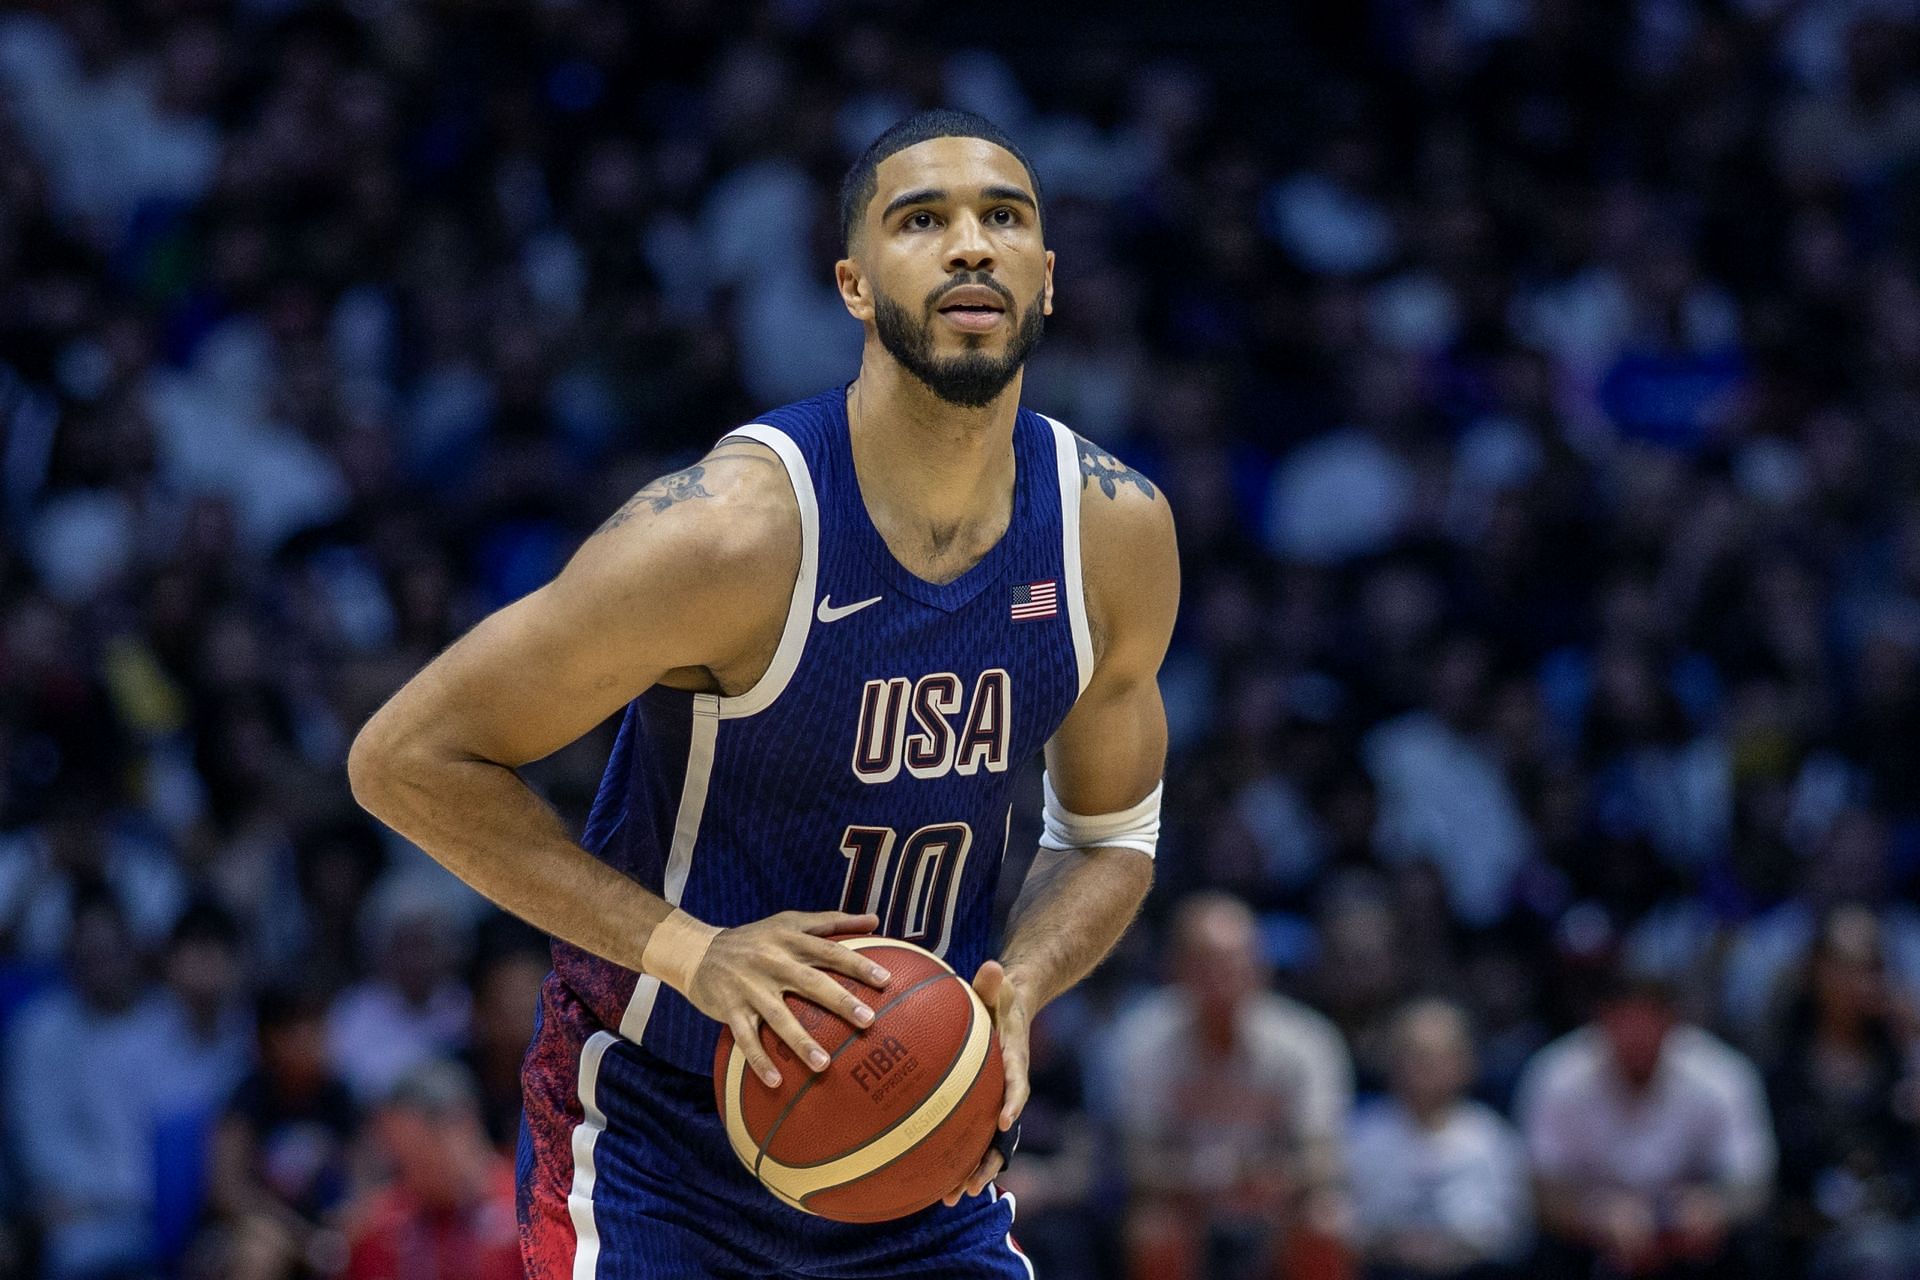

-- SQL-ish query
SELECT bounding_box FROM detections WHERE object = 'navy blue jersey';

[552,386,1091,1075]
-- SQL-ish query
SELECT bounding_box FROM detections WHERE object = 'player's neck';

[845,359,1022,530]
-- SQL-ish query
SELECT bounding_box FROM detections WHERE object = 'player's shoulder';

[557,434,801,631]
[1060,424,1172,530]
[589,436,798,571]
[1050,421,1178,661]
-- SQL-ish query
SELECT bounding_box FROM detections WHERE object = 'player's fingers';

[971,958,1005,1005]
[998,1034,1030,1129]
[792,965,875,1029]
[964,1150,1004,1198]
[782,909,876,935]
[942,1152,1001,1206]
[791,910,880,938]
[999,1068,1029,1131]
[757,994,831,1072]
[803,935,893,987]
[730,1016,781,1089]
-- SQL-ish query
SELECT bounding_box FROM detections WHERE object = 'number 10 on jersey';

[838,823,973,957]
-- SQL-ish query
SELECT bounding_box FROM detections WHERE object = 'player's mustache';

[925,273,1015,313]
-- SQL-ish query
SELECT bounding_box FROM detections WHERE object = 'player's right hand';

[685,910,892,1088]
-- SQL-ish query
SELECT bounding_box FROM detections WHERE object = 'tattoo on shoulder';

[594,465,714,534]
[1074,433,1157,501]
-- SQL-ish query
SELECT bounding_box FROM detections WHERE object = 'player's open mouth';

[936,288,1007,332]
[938,306,1002,332]
[929,285,1006,335]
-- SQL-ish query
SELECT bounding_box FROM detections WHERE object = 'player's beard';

[873,281,1046,409]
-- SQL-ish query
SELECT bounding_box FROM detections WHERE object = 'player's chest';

[781,586,1078,782]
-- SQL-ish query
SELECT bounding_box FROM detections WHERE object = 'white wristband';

[1038,772,1162,858]
[640,908,721,992]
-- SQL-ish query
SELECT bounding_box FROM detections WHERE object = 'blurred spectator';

[0,782,187,962]
[6,890,171,1279]
[340,1061,518,1280]
[1106,891,1353,1280]
[1517,973,1775,1280]
[1308,873,1420,1094]
[1348,1000,1531,1279]
[1364,635,1531,929]
[153,900,252,1114]
[1763,906,1920,1279]
[147,900,254,1265]
[1721,809,1920,1044]
[285,817,386,996]
[205,985,357,1280]
[325,883,470,1104]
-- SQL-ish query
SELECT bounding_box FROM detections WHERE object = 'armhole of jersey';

[1043,415,1095,697]
[711,424,819,719]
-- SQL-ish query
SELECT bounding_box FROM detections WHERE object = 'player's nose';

[944,213,994,273]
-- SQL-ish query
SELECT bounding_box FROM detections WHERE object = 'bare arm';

[347,443,886,1085]
[347,447,780,968]
[1002,433,1175,1022]
[950,432,1179,1201]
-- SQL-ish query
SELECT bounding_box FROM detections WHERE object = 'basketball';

[712,936,1004,1223]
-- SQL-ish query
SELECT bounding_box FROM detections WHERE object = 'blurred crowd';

[6,0,1920,1277]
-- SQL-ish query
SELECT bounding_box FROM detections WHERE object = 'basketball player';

[348,109,1177,1278]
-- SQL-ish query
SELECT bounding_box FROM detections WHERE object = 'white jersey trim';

[1043,415,1095,696]
[713,424,820,720]
[618,705,719,1042]
[568,1029,618,1280]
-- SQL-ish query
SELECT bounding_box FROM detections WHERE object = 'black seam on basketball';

[751,968,958,1178]
[796,1002,983,1208]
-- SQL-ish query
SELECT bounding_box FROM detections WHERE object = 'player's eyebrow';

[881,187,946,222]
[880,184,1037,224]
[979,184,1037,212]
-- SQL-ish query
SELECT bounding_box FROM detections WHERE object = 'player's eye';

[905,211,936,230]
[990,207,1017,225]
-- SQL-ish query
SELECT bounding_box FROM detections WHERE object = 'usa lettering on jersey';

[851,669,1010,783]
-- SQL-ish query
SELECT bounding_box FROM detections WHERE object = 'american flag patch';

[1011,580,1059,621]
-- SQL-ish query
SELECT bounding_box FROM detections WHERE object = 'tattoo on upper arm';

[1074,433,1156,501]
[594,465,714,534]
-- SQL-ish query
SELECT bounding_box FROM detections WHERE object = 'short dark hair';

[838,108,1042,250]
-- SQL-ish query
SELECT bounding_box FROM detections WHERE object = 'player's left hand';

[942,959,1030,1206]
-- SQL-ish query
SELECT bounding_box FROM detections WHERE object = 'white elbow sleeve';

[1038,772,1162,858]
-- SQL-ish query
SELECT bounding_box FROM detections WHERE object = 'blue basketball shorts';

[517,979,1037,1279]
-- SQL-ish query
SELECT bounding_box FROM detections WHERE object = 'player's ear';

[1042,249,1055,317]
[836,255,875,323]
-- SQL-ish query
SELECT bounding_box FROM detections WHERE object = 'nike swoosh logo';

[817,594,883,623]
